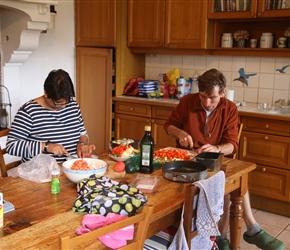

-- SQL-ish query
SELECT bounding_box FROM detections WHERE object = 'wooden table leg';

[229,193,244,250]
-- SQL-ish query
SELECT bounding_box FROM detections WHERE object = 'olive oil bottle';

[139,125,154,173]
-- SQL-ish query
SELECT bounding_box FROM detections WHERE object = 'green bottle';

[51,170,60,194]
[139,125,154,174]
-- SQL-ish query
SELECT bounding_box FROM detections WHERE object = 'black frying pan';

[162,161,208,183]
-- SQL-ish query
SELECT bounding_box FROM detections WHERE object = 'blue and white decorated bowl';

[62,158,107,183]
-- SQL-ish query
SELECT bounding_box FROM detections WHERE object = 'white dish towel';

[169,171,225,250]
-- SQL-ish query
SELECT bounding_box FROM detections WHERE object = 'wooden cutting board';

[98,152,126,179]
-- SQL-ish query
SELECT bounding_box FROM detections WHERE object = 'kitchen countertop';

[113,95,290,120]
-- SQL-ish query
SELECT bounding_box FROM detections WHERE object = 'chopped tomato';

[111,145,127,157]
[71,159,91,170]
[154,149,191,163]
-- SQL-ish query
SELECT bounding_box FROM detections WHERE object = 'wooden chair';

[183,184,200,249]
[233,123,243,159]
[0,128,21,177]
[59,205,153,250]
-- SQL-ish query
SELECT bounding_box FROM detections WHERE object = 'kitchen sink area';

[238,102,290,116]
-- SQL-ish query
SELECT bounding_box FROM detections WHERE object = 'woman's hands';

[77,144,96,158]
[43,141,96,158]
[44,143,70,156]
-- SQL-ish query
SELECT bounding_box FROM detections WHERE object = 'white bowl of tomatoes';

[108,140,137,162]
[62,158,108,183]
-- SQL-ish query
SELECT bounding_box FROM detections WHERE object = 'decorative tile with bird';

[276,65,289,73]
[233,68,257,86]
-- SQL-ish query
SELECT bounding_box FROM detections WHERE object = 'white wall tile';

[274,74,289,90]
[206,56,220,69]
[219,57,233,71]
[259,73,274,89]
[260,57,276,73]
[258,88,274,104]
[182,55,195,69]
[244,87,258,103]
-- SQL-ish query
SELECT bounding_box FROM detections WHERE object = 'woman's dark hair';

[198,69,226,95]
[43,69,75,101]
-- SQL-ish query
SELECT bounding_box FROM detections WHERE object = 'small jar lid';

[222,33,232,36]
[262,32,273,36]
[51,170,60,175]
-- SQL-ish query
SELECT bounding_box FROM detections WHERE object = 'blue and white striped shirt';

[6,99,88,163]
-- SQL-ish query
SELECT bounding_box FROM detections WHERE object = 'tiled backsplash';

[145,54,290,105]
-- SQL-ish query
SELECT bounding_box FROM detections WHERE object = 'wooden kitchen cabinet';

[239,115,290,203]
[248,165,290,202]
[76,47,112,153]
[75,0,116,47]
[128,0,210,50]
[114,101,176,148]
[208,0,290,19]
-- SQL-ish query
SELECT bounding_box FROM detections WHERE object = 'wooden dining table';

[0,151,256,250]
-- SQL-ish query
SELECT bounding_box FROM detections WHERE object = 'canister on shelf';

[260,33,273,48]
[221,33,233,48]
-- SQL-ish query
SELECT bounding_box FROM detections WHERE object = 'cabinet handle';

[146,119,151,123]
[251,12,256,17]
[151,119,154,123]
[265,124,269,129]
[262,167,266,172]
[130,107,133,111]
[264,136,268,140]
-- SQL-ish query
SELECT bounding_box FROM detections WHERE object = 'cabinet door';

[152,118,176,148]
[128,0,207,49]
[239,131,290,170]
[165,0,207,48]
[114,114,149,142]
[249,165,290,201]
[76,47,112,153]
[75,0,116,47]
[128,0,165,47]
[257,0,290,17]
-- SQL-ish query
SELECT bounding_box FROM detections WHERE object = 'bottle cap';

[144,125,151,131]
[51,170,60,176]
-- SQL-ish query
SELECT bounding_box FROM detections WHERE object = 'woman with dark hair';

[6,69,95,163]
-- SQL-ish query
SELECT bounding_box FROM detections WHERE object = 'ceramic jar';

[221,33,233,48]
[260,33,273,48]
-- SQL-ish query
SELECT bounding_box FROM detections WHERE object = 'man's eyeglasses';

[52,100,70,108]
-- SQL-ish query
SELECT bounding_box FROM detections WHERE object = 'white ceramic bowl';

[62,158,108,183]
[108,154,132,162]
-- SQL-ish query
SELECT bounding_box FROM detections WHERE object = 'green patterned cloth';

[72,175,147,216]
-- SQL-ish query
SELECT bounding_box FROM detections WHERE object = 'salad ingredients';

[114,162,125,172]
[154,148,192,164]
[71,159,104,170]
[111,145,135,158]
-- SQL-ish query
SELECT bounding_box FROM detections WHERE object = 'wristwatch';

[44,141,49,153]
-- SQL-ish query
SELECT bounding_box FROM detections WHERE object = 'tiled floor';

[238,209,290,250]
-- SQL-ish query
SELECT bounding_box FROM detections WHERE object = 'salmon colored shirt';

[164,93,239,154]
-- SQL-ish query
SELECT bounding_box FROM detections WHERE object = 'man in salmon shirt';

[164,68,284,250]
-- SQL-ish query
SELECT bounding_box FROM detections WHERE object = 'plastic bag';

[8,154,61,183]
[123,77,144,96]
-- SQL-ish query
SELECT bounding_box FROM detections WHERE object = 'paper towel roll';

[225,89,234,102]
